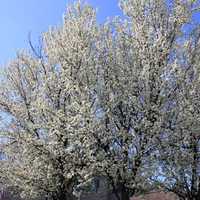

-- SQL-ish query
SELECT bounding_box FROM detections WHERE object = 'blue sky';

[0,0,121,65]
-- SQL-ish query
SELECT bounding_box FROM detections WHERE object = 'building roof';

[131,191,179,200]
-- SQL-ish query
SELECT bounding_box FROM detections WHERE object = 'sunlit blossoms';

[0,1,200,200]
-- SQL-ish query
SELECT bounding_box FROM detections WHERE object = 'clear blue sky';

[0,0,121,65]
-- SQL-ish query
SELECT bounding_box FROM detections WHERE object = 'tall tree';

[0,2,99,200]
[150,25,200,200]
[84,0,200,200]
[0,1,200,200]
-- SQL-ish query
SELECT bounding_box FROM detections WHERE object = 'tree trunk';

[52,192,77,200]
[120,185,129,200]
[65,192,77,200]
[114,184,130,200]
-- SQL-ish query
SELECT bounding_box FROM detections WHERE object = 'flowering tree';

[150,26,200,200]
[0,1,200,200]
[0,2,99,200]
[84,0,200,200]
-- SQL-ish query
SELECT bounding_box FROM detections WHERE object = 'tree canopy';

[0,1,200,200]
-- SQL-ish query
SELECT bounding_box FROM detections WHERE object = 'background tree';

[83,1,200,200]
[150,25,200,200]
